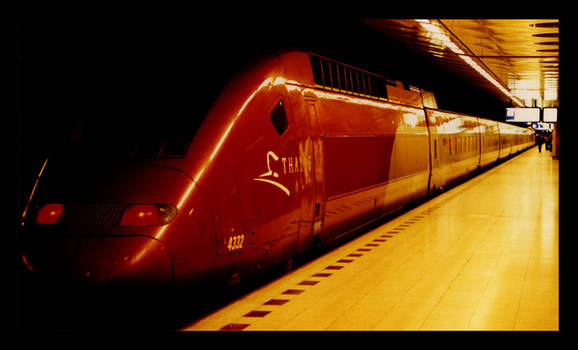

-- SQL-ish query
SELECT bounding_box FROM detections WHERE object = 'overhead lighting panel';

[416,19,525,107]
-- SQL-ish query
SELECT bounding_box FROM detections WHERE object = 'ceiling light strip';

[416,19,524,107]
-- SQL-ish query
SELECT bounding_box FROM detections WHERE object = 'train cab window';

[270,99,288,136]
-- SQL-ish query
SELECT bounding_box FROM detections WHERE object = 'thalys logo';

[253,150,304,196]
[253,151,290,196]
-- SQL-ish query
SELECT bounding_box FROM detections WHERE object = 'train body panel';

[20,49,535,292]
[426,109,482,192]
[176,52,306,284]
[478,118,501,168]
[318,102,430,242]
[497,121,535,158]
[284,52,431,244]
[498,123,512,158]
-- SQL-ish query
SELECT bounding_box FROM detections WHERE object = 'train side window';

[321,59,331,87]
[330,62,339,90]
[351,70,359,94]
[345,67,353,93]
[365,73,371,95]
[365,73,372,96]
[309,55,323,86]
[371,75,387,100]
[270,99,288,136]
[356,72,363,95]
[337,65,348,90]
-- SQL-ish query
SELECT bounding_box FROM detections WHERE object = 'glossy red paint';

[20,50,534,292]
[35,203,63,224]
[119,204,177,226]
[71,235,173,286]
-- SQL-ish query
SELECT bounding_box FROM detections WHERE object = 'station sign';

[543,108,558,122]
[506,107,540,122]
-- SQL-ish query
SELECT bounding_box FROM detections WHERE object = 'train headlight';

[35,203,64,224]
[120,204,177,226]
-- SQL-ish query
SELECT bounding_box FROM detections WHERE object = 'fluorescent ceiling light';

[416,19,525,107]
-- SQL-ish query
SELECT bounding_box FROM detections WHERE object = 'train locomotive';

[20,50,534,292]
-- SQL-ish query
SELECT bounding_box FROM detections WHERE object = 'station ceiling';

[365,19,559,108]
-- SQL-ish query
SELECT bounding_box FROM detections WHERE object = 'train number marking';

[227,234,245,251]
[253,151,291,196]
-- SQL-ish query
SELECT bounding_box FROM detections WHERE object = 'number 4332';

[227,234,245,251]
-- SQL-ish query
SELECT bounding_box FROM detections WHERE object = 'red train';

[20,50,534,290]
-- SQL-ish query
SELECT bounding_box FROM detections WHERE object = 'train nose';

[72,235,173,287]
[21,161,196,287]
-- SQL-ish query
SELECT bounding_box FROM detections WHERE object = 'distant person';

[546,134,552,152]
[536,134,544,152]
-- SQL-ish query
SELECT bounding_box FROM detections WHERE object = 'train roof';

[282,50,533,133]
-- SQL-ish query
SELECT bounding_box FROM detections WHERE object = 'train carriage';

[478,117,502,168]
[426,109,482,193]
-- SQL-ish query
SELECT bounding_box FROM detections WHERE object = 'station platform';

[182,148,558,331]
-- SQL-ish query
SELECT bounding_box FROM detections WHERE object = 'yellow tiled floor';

[182,148,558,331]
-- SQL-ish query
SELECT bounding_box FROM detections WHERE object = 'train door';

[234,85,301,273]
[425,109,441,196]
[430,133,440,196]
[298,99,325,251]
[474,118,482,167]
[309,102,325,237]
